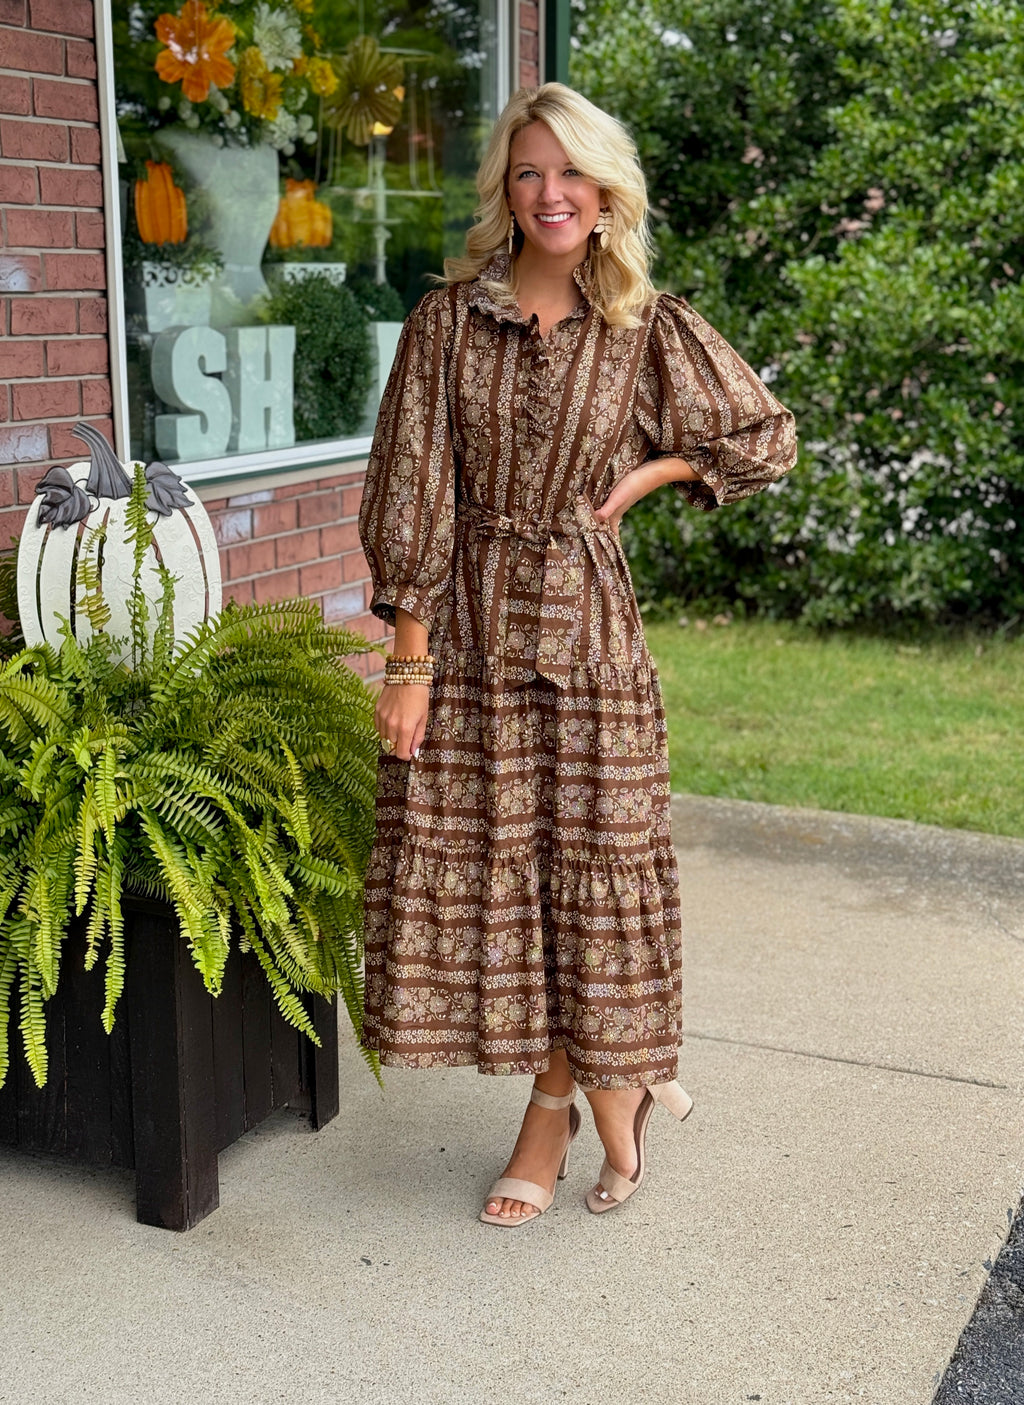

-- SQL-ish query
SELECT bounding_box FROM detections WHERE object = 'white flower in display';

[252,2,303,71]
[265,108,313,152]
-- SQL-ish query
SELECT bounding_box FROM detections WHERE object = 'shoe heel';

[558,1100,581,1179]
[656,1081,694,1121]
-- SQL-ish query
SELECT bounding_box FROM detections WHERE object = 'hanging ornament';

[325,36,404,146]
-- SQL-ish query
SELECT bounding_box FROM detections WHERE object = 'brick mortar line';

[3,248,105,256]
[1,416,109,430]
[1,374,110,384]
[0,21,89,34]
[226,575,355,590]
[0,159,100,169]
[0,79,97,92]
[2,210,104,217]
[224,542,362,557]
[216,517,361,534]
[2,252,105,260]
[0,32,95,44]
[3,290,104,296]
[0,74,95,86]
[0,116,100,129]
[218,538,359,558]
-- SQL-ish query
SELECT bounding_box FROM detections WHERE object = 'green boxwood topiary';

[346,272,407,324]
[262,273,373,441]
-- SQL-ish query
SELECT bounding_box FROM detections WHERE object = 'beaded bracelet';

[384,651,435,686]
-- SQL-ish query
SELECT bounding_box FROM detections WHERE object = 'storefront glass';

[112,0,502,467]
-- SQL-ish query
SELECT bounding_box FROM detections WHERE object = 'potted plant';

[264,178,349,290]
[0,465,383,1228]
[122,171,224,335]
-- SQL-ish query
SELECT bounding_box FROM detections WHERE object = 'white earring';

[593,207,611,250]
[507,212,516,255]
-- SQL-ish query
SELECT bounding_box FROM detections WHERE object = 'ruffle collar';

[467,248,593,327]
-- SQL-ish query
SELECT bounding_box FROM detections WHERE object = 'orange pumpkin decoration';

[134,160,188,245]
[268,179,333,250]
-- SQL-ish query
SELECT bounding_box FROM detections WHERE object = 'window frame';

[96,0,513,487]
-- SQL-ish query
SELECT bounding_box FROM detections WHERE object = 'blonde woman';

[358,83,797,1225]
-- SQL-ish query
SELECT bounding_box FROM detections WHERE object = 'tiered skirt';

[361,648,683,1090]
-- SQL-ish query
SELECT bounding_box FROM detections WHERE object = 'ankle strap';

[530,1085,576,1110]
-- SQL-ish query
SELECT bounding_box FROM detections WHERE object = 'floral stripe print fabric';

[358,250,797,1090]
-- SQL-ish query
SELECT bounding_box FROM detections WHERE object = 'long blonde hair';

[443,83,656,327]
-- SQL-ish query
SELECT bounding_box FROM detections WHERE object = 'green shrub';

[346,272,407,323]
[261,273,372,440]
[576,0,1024,628]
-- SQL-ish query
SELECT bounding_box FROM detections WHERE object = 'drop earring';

[593,206,611,250]
[507,212,516,255]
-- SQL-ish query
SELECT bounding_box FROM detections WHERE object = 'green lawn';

[645,618,1023,839]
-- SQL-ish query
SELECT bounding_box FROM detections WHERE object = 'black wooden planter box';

[0,899,340,1231]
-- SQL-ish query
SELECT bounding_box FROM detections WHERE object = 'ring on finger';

[379,735,395,753]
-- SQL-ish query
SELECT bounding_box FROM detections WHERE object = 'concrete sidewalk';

[2,796,1022,1405]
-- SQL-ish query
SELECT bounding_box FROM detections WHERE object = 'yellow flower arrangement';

[151,0,330,152]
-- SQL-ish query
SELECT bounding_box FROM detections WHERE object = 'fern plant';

[0,467,383,1090]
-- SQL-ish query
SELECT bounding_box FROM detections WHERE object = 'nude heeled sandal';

[479,1085,582,1227]
[585,1080,694,1215]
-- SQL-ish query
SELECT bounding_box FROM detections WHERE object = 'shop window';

[112,0,505,475]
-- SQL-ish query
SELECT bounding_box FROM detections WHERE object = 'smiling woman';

[357,80,798,1230]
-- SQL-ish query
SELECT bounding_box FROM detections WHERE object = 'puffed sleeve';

[357,288,458,632]
[635,292,798,511]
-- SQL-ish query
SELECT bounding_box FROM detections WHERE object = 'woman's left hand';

[593,461,675,534]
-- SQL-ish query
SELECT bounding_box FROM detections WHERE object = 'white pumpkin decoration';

[17,422,222,650]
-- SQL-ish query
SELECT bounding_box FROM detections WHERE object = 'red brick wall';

[0,0,110,552]
[519,0,541,88]
[199,471,389,681]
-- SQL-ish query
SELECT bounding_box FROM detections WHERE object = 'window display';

[113,0,502,467]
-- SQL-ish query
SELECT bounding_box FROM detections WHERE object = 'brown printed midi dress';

[357,249,797,1090]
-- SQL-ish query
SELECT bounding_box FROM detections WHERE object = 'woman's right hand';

[375,682,432,761]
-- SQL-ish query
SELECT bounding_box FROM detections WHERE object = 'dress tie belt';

[456,493,621,688]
